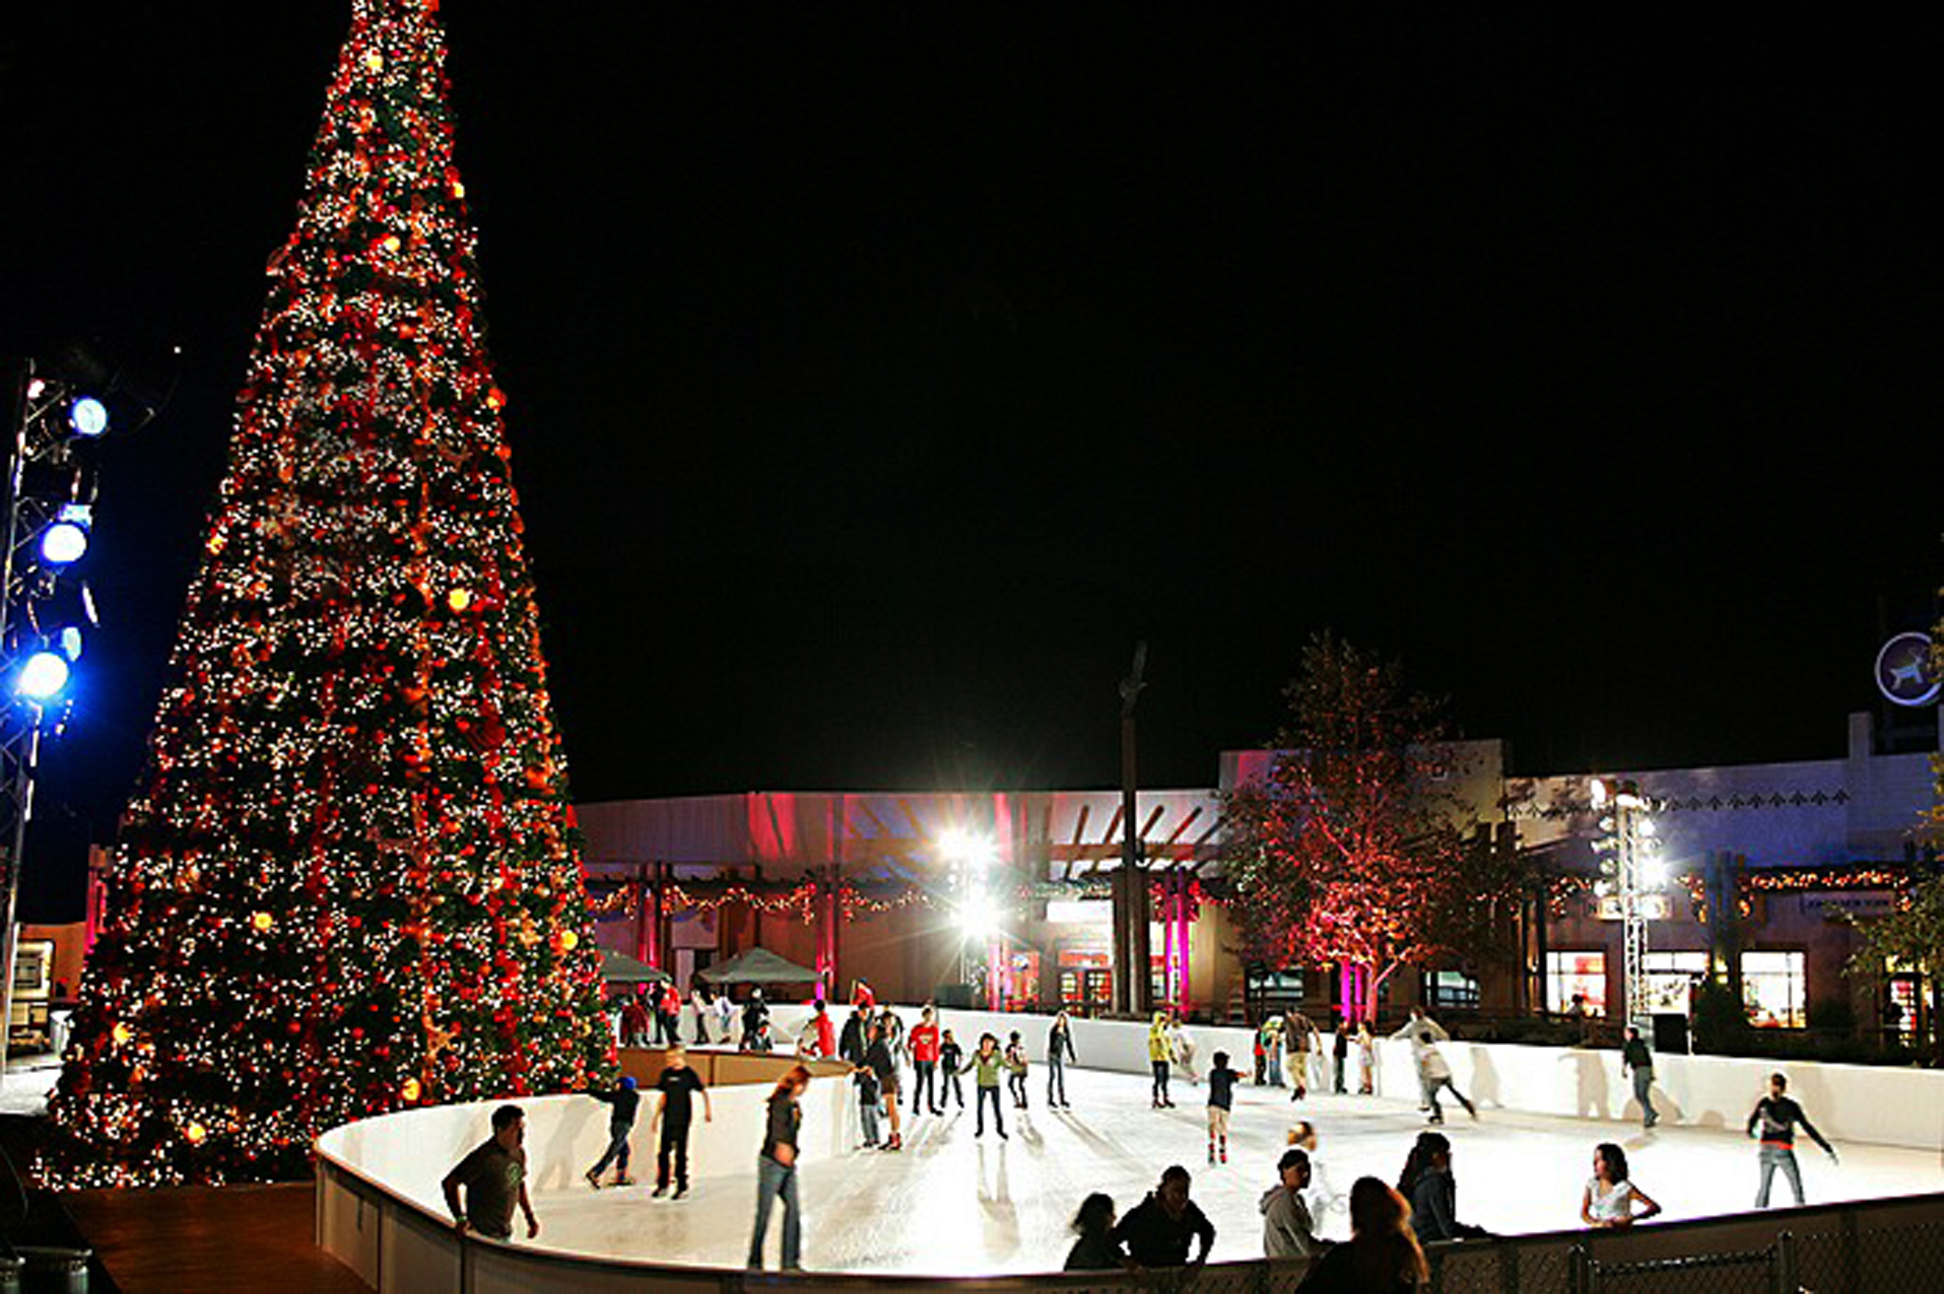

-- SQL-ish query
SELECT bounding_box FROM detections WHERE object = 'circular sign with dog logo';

[1875,631,1939,707]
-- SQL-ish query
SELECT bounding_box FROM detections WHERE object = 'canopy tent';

[695,947,821,985]
[600,947,670,984]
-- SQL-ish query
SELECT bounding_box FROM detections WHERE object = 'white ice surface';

[526,1064,1944,1276]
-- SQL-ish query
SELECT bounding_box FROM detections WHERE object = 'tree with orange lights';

[1221,633,1527,1022]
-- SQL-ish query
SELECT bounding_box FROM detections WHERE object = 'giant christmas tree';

[49,0,614,1185]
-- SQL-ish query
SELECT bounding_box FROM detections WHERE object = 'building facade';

[576,710,1939,1040]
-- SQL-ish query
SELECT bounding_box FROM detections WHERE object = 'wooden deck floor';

[61,1181,370,1294]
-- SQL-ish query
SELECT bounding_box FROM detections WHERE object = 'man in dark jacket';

[1109,1165,1216,1271]
[583,1077,640,1188]
[1621,1026,1657,1128]
[838,1006,868,1067]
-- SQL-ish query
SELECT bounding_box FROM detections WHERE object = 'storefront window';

[1740,950,1806,1028]
[1425,970,1480,1010]
[1546,951,1607,1016]
[1643,950,1707,1015]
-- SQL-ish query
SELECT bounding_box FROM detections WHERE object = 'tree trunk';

[1361,961,1402,1023]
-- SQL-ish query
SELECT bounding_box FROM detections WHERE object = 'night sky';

[0,8,1937,914]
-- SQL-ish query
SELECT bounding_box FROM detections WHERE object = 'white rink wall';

[315,1064,852,1215]
[759,1003,1944,1151]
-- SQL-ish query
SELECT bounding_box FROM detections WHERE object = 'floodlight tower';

[1592,778,1666,1028]
[0,353,157,1072]
[944,829,999,999]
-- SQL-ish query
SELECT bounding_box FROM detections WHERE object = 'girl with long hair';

[1581,1142,1661,1228]
[1296,1176,1429,1292]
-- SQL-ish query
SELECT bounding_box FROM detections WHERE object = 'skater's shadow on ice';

[1560,1049,1610,1119]
[1059,1115,1140,1163]
[1467,1047,1502,1107]
[975,1142,1019,1258]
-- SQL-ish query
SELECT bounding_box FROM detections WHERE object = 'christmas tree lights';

[47,0,613,1186]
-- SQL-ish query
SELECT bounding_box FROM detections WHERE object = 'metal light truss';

[0,361,93,1072]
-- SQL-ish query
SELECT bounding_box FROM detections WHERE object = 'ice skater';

[1390,1007,1448,1111]
[1282,1009,1315,1099]
[1331,1017,1350,1094]
[648,1045,712,1198]
[910,1006,942,1114]
[1620,1025,1658,1128]
[1581,1142,1661,1229]
[1005,1030,1031,1109]
[582,1075,640,1188]
[864,1018,904,1151]
[1148,1012,1176,1108]
[1398,1131,1489,1244]
[939,1028,966,1109]
[1417,1029,1476,1123]
[443,1104,539,1241]
[1046,1010,1077,1108]
[1747,1071,1837,1208]
[1109,1165,1217,1272]
[1356,1022,1375,1095]
[1205,1049,1241,1164]
[1260,1147,1322,1259]
[747,1064,811,1272]
[1168,1012,1199,1084]
[1287,1120,1345,1229]
[854,1061,883,1148]
[964,1031,1008,1138]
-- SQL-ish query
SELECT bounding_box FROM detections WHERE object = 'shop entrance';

[1058,949,1112,1015]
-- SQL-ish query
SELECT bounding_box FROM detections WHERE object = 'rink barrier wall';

[745,1002,1944,1151]
[315,1005,1944,1288]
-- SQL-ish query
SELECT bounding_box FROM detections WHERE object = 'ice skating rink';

[525,1065,1944,1276]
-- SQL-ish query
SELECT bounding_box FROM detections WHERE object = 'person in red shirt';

[851,978,877,1014]
[909,1006,943,1115]
[813,1002,837,1060]
[621,994,651,1047]
[658,980,683,1048]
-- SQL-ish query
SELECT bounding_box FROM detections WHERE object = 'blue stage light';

[16,652,71,701]
[68,397,109,439]
[39,521,89,565]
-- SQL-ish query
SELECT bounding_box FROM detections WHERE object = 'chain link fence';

[411,1183,1944,1292]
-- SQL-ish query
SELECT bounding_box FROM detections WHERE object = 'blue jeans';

[1756,1144,1803,1207]
[589,1123,631,1178]
[748,1155,801,1269]
[1632,1068,1657,1126]
[860,1097,881,1145]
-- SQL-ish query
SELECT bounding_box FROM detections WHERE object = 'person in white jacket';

[1417,1033,1476,1124]
[1389,1009,1449,1111]
[1261,1147,1324,1259]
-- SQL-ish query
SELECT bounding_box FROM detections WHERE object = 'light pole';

[1113,641,1151,1017]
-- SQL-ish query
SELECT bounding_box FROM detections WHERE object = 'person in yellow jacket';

[1149,1012,1176,1109]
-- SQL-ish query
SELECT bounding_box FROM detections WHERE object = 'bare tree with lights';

[1220,632,1527,1024]
[47,0,613,1185]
